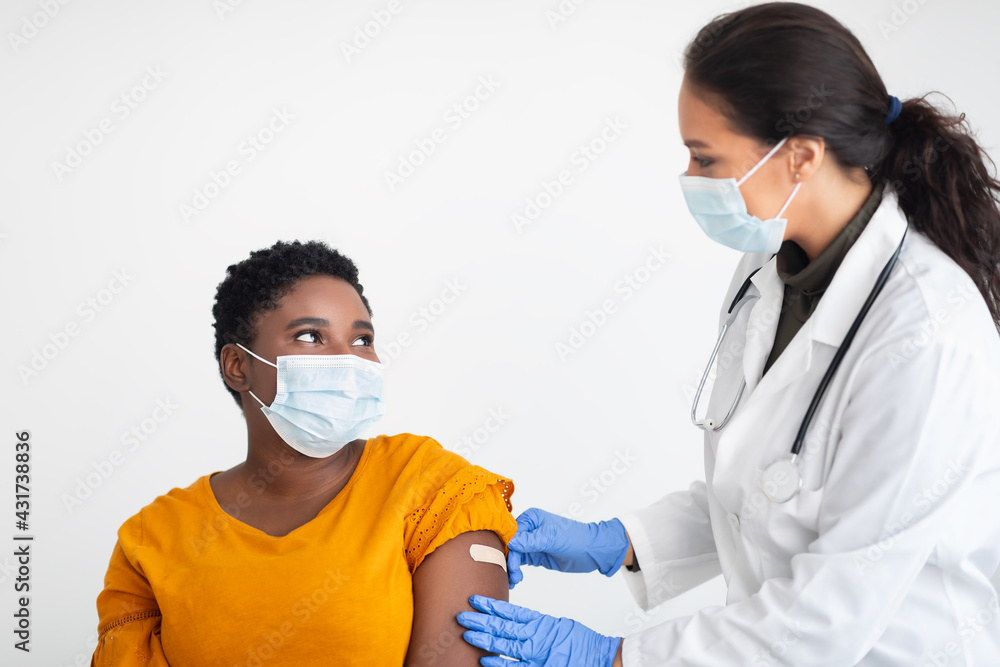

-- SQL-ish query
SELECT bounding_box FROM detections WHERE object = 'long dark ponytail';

[683,1,1000,333]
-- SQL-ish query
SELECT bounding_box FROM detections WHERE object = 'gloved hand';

[458,595,621,667]
[506,507,630,588]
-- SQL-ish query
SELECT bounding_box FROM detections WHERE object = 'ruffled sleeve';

[91,512,169,666]
[402,465,516,573]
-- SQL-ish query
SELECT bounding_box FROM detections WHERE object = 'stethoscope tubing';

[693,224,909,502]
[789,224,908,457]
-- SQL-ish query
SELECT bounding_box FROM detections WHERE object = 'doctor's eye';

[294,330,321,343]
[696,157,714,168]
[352,334,374,347]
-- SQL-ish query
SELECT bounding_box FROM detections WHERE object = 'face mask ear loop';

[775,181,803,220]
[235,342,278,368]
[247,389,268,409]
[736,137,789,187]
[235,343,277,409]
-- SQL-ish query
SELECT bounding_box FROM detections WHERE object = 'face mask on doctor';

[236,342,386,458]
[678,136,802,254]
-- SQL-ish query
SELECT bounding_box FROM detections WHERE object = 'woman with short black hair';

[93,240,517,665]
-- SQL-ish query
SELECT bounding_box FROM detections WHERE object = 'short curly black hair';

[212,240,372,409]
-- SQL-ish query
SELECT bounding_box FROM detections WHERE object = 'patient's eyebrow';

[284,317,374,332]
[285,317,329,330]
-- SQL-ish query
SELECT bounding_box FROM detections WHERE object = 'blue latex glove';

[506,507,630,589]
[458,595,621,667]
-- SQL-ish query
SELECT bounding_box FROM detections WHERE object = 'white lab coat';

[619,184,1000,666]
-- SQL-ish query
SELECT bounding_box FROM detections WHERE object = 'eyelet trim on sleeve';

[97,609,162,638]
[403,466,515,572]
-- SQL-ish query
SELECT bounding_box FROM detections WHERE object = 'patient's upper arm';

[405,529,508,666]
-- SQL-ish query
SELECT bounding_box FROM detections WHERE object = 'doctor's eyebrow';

[684,140,711,149]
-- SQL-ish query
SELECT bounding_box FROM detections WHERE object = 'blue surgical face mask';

[678,136,802,254]
[236,343,386,458]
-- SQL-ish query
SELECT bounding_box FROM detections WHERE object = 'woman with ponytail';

[458,3,1000,665]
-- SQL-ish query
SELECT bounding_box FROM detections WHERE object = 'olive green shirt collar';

[775,180,885,298]
[761,180,886,376]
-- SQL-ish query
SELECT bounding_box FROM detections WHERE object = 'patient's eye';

[352,335,373,347]
[295,330,320,343]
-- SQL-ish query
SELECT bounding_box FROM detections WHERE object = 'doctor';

[458,3,1000,666]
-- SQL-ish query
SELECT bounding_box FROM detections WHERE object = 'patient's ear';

[220,343,251,394]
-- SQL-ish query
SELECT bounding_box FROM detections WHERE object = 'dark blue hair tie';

[885,95,902,125]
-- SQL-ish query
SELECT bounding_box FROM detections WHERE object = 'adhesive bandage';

[469,544,507,572]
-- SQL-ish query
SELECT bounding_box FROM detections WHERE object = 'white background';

[2,0,998,664]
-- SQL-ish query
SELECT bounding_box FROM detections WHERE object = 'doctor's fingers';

[507,521,561,554]
[457,611,537,640]
[480,656,534,667]
[462,630,542,662]
[507,550,525,588]
[508,551,562,589]
[506,555,523,589]
[468,595,544,622]
[512,507,556,538]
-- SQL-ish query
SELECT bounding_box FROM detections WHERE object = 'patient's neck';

[237,436,365,501]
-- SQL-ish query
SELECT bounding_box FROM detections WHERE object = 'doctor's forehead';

[678,76,734,148]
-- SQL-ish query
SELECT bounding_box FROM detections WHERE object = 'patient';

[91,240,516,665]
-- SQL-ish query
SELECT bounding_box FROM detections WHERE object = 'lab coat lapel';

[807,186,908,349]
[741,185,907,400]
[712,185,908,483]
[740,259,795,397]
[739,259,816,406]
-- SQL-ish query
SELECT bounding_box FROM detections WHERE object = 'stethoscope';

[691,224,908,503]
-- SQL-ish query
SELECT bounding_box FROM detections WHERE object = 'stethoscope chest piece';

[761,456,803,503]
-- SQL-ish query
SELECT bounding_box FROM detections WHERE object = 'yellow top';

[91,433,516,666]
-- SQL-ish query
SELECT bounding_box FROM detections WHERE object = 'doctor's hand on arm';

[505,508,635,589]
[459,596,624,667]
[452,508,631,666]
